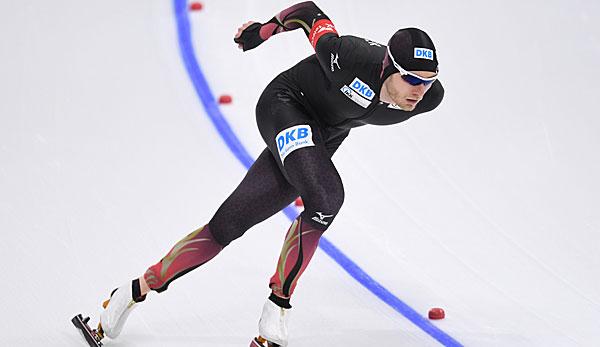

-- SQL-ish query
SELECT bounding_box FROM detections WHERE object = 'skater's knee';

[301,180,344,230]
[322,182,344,213]
[207,219,248,247]
[307,176,344,210]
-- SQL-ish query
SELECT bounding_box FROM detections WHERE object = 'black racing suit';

[144,1,446,305]
[212,0,444,244]
[257,36,444,163]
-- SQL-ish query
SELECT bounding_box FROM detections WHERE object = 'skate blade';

[250,336,281,347]
[71,314,103,347]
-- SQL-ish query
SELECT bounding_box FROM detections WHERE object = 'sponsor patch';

[414,47,434,60]
[349,77,375,100]
[340,85,371,108]
[275,124,315,163]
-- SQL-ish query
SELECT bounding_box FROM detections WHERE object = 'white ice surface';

[1,1,599,346]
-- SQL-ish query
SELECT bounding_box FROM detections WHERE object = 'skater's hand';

[234,21,263,51]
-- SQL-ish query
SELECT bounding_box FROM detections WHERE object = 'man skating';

[72,1,444,346]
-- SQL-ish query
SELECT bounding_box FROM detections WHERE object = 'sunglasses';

[387,46,438,86]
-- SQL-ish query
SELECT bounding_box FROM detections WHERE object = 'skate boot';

[99,279,146,339]
[250,298,291,347]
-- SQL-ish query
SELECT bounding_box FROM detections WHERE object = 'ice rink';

[1,1,599,346]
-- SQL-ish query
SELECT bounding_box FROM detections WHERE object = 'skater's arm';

[234,1,338,52]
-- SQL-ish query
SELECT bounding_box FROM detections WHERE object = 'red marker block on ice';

[428,308,445,320]
[190,2,203,11]
[295,197,304,207]
[218,95,232,104]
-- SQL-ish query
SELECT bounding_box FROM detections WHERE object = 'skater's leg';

[268,144,344,302]
[255,143,344,346]
[99,148,299,340]
[254,82,345,304]
[141,148,298,294]
[208,148,299,246]
[143,224,223,292]
[250,75,349,346]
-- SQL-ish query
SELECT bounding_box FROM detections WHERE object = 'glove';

[233,22,265,51]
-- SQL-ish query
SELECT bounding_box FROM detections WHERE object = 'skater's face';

[383,71,437,111]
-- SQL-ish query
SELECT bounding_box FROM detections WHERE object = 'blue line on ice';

[173,0,462,345]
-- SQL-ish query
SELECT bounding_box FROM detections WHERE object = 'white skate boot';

[251,298,291,347]
[99,281,144,339]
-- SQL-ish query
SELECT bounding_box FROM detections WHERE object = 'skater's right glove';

[234,22,265,51]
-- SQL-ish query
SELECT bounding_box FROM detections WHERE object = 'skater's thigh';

[256,86,327,176]
[256,90,344,221]
[208,148,298,246]
[263,139,345,231]
[227,147,298,206]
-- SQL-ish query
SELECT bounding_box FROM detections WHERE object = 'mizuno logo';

[364,38,382,47]
[330,53,340,72]
[316,212,333,220]
[312,212,334,226]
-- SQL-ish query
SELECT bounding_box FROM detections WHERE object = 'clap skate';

[71,314,105,347]
[250,335,282,347]
[72,280,145,346]
[249,298,291,347]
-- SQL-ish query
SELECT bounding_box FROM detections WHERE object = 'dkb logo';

[275,125,315,162]
[414,47,434,61]
[349,77,374,100]
[277,127,309,151]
